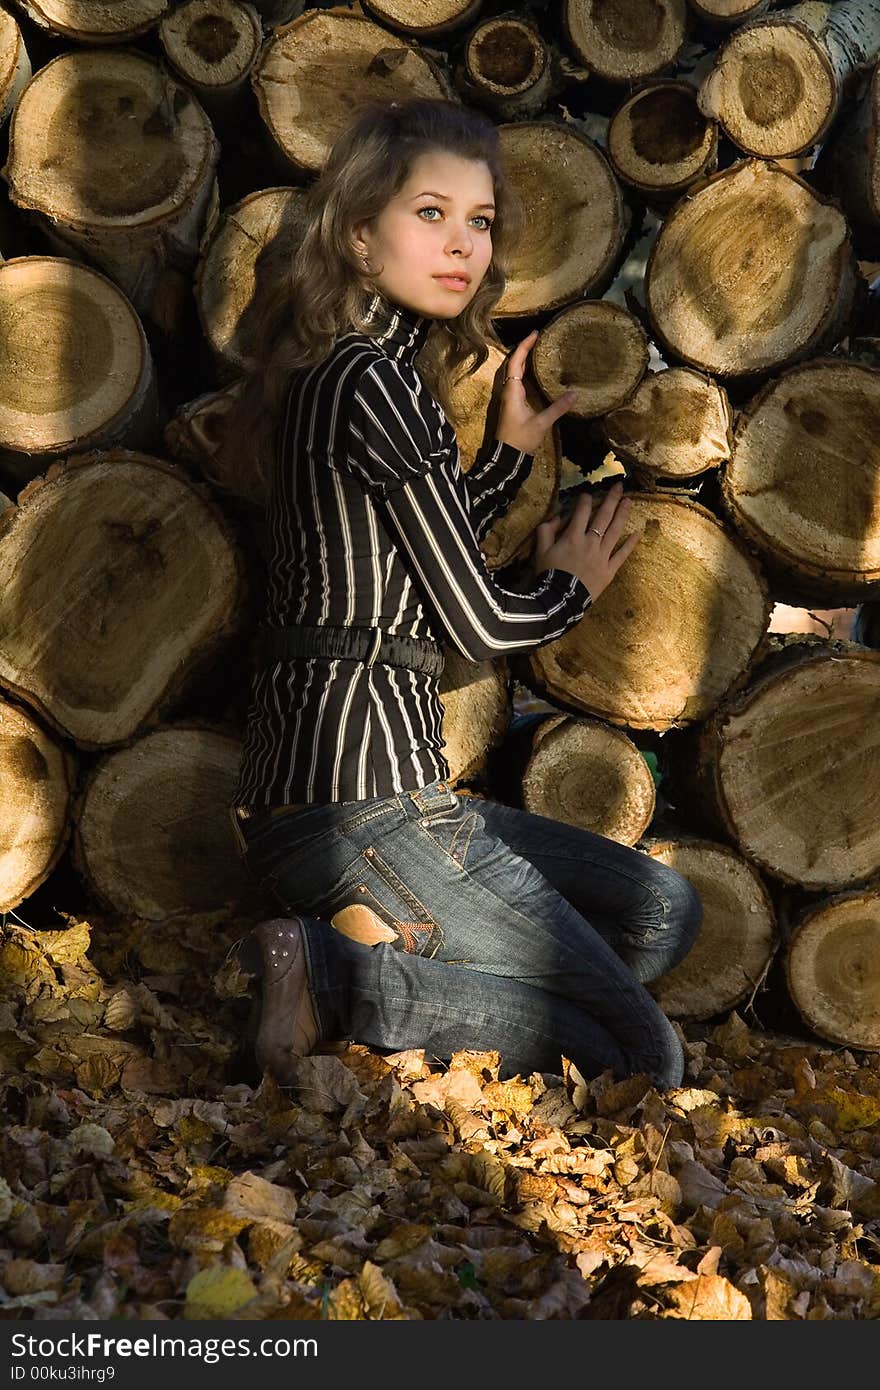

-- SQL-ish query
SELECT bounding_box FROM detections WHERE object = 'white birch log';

[699,0,880,156]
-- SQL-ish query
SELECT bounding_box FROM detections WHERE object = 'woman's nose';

[446,224,473,254]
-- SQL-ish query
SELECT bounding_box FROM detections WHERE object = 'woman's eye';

[418,207,493,230]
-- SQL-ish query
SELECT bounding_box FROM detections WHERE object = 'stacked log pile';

[0,0,878,1051]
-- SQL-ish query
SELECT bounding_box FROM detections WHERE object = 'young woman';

[226,98,701,1092]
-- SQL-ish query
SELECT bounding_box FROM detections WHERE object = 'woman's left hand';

[493,330,577,455]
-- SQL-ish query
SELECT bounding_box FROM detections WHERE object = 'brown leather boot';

[236,918,320,1086]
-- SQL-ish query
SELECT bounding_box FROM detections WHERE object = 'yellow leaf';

[223,1172,298,1224]
[168,1207,250,1251]
[662,1274,752,1319]
[358,1261,407,1319]
[184,1266,258,1319]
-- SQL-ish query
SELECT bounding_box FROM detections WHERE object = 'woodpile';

[0,0,876,1053]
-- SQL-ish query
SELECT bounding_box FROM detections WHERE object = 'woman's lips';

[435,275,470,291]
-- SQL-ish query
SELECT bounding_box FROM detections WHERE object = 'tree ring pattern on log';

[786,891,880,1048]
[715,651,880,889]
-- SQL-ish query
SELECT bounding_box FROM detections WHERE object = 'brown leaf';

[223,1171,298,1224]
[661,1273,752,1319]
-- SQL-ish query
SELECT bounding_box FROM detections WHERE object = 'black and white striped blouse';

[234,290,592,805]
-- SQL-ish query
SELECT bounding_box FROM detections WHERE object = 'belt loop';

[364,627,383,668]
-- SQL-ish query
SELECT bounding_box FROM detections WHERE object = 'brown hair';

[216,97,524,495]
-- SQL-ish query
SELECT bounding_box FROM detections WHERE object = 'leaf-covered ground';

[1,911,879,1321]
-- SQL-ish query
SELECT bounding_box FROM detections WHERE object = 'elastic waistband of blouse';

[254,622,445,678]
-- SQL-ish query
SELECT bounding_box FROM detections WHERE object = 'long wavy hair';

[216,97,524,496]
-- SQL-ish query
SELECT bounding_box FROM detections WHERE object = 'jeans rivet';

[365,847,374,856]
[357,885,367,893]
[420,818,430,827]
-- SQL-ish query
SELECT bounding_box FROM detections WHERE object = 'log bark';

[519,713,656,844]
[645,159,865,378]
[3,50,220,335]
[0,257,158,495]
[532,300,649,419]
[361,0,484,40]
[698,0,880,157]
[0,696,74,912]
[561,0,690,83]
[785,887,880,1047]
[819,61,880,235]
[72,724,254,920]
[194,185,309,378]
[688,637,880,889]
[524,493,771,730]
[0,7,30,131]
[721,358,880,606]
[252,9,453,178]
[453,13,553,120]
[159,0,263,135]
[644,837,777,1020]
[494,121,628,317]
[854,599,880,646]
[163,380,265,506]
[438,648,511,786]
[9,0,170,43]
[0,452,245,748]
[601,367,733,485]
[607,81,718,201]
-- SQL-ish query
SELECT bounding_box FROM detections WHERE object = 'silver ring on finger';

[589,527,604,539]
[505,374,522,383]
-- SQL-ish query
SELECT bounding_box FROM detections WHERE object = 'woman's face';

[353,149,496,320]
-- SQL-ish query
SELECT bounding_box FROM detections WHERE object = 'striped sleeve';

[376,470,592,662]
[343,356,445,496]
[342,355,592,663]
[465,437,534,542]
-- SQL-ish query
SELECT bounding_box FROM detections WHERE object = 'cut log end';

[438,649,510,785]
[496,123,626,317]
[722,359,880,600]
[451,344,559,569]
[646,160,858,378]
[786,890,880,1049]
[362,0,484,39]
[533,300,649,419]
[252,11,451,176]
[0,453,244,747]
[528,494,770,730]
[521,715,656,844]
[602,367,732,481]
[699,21,835,157]
[464,16,547,96]
[195,186,308,374]
[711,647,880,889]
[563,0,688,83]
[0,257,152,470]
[7,49,217,228]
[0,697,72,911]
[73,726,253,920]
[160,0,263,91]
[646,839,776,1020]
[609,82,717,196]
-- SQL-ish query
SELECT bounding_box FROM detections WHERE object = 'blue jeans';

[232,778,702,1089]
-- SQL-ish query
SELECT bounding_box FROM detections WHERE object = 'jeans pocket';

[323,846,445,958]
[417,799,483,871]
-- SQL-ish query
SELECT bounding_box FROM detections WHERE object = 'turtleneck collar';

[364,290,433,362]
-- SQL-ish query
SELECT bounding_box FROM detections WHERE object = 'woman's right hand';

[533,480,642,601]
